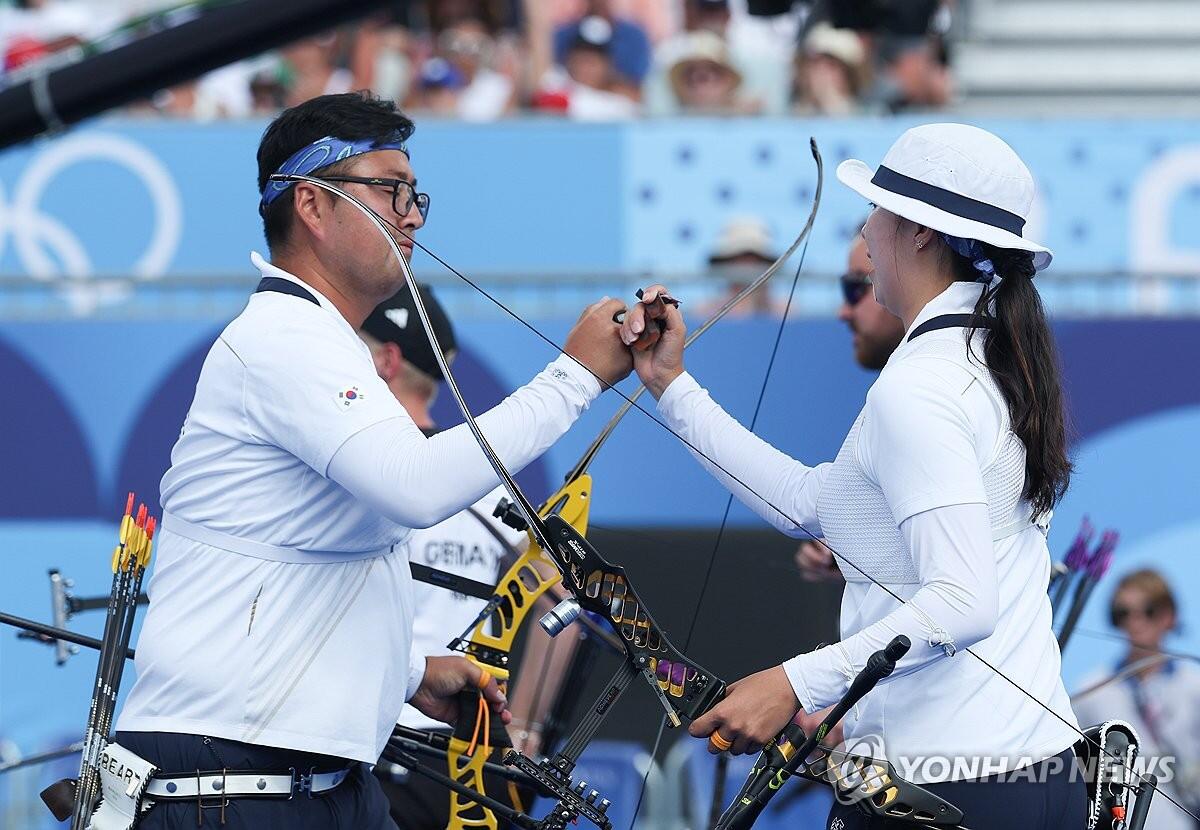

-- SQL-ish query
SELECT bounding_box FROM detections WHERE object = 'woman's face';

[860,206,903,314]
[1113,586,1174,652]
[677,61,738,110]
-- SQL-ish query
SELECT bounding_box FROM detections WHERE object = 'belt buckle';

[289,766,318,799]
[196,768,229,825]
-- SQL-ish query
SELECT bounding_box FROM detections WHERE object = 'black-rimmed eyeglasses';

[318,175,431,221]
[840,271,873,306]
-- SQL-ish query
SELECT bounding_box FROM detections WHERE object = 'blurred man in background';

[837,229,906,372]
[697,216,787,318]
[1073,570,1200,830]
[532,13,639,119]
[551,0,651,91]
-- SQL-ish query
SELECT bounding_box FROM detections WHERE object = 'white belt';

[161,511,399,564]
[144,767,351,801]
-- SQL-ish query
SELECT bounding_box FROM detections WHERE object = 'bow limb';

[563,138,825,485]
[440,476,593,830]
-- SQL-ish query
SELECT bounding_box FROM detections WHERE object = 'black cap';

[361,283,457,381]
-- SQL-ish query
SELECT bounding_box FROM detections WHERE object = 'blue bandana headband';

[939,232,996,281]
[259,134,410,209]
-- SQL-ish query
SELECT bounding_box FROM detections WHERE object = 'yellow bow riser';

[445,474,593,830]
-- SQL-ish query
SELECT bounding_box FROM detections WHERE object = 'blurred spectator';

[533,15,638,120]
[411,56,467,116]
[792,23,867,115]
[280,33,353,108]
[551,0,651,90]
[0,0,100,78]
[1073,570,1200,830]
[869,32,952,112]
[666,31,757,115]
[433,18,516,120]
[647,0,794,116]
[249,59,288,114]
[696,216,787,318]
[350,12,414,107]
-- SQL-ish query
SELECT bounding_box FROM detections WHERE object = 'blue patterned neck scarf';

[259,134,410,210]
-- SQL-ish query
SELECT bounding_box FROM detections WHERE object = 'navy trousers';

[826,749,1087,830]
[116,731,397,830]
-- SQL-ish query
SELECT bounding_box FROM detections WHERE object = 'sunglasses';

[840,271,872,306]
[1111,602,1163,626]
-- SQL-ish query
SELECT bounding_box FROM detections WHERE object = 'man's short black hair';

[256,92,416,253]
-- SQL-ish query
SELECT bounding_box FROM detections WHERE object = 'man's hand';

[564,297,634,388]
[687,665,799,755]
[408,655,511,727]
[795,540,844,583]
[618,284,686,399]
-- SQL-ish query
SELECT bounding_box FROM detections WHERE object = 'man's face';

[837,235,905,370]
[320,149,425,299]
[566,47,611,89]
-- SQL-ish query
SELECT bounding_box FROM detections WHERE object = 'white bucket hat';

[837,123,1052,272]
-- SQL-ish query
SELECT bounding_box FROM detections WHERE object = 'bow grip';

[844,635,910,707]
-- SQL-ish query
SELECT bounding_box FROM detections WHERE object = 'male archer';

[110,91,637,829]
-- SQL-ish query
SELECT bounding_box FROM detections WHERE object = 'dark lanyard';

[255,276,318,305]
[907,313,994,342]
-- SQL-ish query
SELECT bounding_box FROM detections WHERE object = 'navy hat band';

[870,165,1026,237]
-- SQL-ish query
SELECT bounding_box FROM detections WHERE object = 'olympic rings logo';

[0,133,182,278]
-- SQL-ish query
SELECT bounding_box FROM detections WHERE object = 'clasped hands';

[563,284,686,395]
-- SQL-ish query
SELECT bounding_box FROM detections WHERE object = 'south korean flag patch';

[335,385,366,411]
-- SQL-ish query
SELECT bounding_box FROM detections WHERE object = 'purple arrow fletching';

[1087,530,1119,579]
[1064,516,1094,570]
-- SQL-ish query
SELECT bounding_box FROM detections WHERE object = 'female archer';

[623,124,1085,829]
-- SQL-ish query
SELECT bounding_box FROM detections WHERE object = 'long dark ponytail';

[951,246,1072,517]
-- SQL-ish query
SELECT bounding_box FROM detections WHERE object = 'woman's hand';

[688,665,800,755]
[618,284,687,399]
[795,705,844,752]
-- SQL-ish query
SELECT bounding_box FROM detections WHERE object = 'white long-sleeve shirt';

[657,280,1079,783]
[117,254,599,763]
